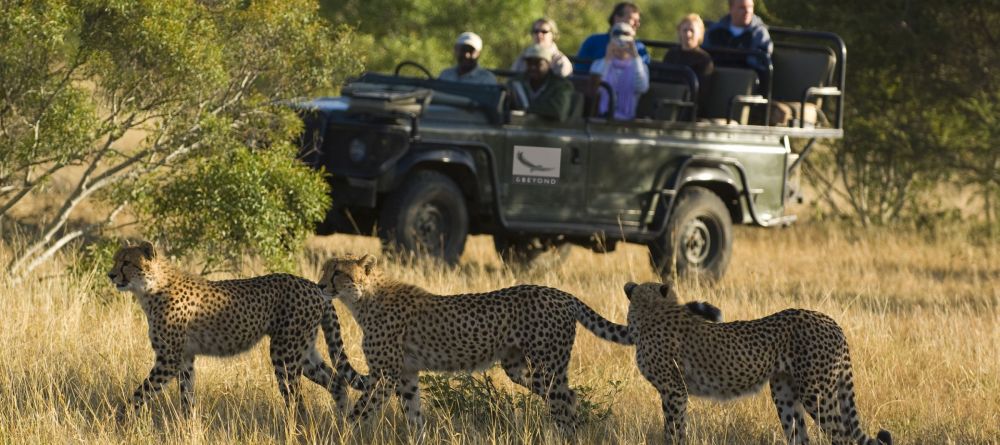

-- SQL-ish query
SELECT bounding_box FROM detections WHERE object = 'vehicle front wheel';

[648,186,733,282]
[378,170,468,264]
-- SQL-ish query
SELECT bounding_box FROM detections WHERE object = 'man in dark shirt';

[514,44,574,122]
[705,0,772,83]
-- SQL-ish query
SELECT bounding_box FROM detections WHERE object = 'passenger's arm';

[637,41,651,65]
[633,57,650,94]
[552,52,574,78]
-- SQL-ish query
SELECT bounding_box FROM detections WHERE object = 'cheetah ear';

[359,253,376,275]
[623,282,637,299]
[659,282,672,298]
[137,240,156,260]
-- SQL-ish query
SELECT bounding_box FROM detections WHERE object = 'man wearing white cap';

[438,32,498,84]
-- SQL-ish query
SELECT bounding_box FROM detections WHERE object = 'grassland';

[0,223,997,444]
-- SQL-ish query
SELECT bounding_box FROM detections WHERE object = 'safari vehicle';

[295,27,846,281]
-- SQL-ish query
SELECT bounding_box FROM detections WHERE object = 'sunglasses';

[532,28,552,34]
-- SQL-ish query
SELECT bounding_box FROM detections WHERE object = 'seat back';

[568,91,585,121]
[770,45,835,102]
[701,67,757,120]
[636,81,691,121]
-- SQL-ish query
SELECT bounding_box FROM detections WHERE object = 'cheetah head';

[318,254,379,306]
[108,241,159,293]
[623,281,679,305]
[624,281,724,322]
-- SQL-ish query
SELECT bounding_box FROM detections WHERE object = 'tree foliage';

[1,0,367,277]
[766,0,1000,227]
[319,0,724,75]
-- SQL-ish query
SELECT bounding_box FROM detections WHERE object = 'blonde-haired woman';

[662,13,714,108]
[512,18,573,78]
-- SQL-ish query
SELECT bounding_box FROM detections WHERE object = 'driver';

[511,44,574,122]
[438,32,498,84]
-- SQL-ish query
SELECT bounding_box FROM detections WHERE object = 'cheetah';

[316,253,632,433]
[107,241,365,419]
[623,281,893,445]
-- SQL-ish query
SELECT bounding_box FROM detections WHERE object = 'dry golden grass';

[1,224,997,444]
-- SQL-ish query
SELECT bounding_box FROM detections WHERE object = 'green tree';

[766,0,1000,227]
[319,0,725,75]
[0,0,366,278]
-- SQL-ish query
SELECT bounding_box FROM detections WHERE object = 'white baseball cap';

[455,32,483,52]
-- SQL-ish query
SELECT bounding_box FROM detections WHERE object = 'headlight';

[348,138,367,163]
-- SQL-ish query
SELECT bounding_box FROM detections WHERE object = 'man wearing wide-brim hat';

[513,43,574,122]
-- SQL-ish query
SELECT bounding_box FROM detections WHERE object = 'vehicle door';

[498,111,590,223]
[585,122,676,228]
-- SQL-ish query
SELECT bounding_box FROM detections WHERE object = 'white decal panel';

[512,145,561,185]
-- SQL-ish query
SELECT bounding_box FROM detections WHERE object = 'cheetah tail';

[321,303,368,391]
[838,360,892,445]
[573,299,633,345]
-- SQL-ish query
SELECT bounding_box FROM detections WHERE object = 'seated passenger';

[574,2,650,74]
[705,0,772,85]
[589,23,649,120]
[438,32,498,85]
[662,13,714,109]
[511,18,573,78]
[511,44,574,122]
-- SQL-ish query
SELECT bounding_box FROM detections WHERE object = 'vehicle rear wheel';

[378,170,468,264]
[493,236,571,268]
[648,186,733,282]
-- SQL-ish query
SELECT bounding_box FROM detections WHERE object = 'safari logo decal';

[512,146,561,185]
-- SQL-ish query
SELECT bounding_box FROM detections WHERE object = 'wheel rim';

[680,218,712,265]
[413,202,446,250]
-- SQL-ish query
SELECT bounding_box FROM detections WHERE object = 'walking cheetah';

[107,241,365,418]
[623,281,892,445]
[316,254,632,433]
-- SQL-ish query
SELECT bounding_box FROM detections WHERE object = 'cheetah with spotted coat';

[317,254,632,433]
[107,241,365,418]
[623,281,892,445]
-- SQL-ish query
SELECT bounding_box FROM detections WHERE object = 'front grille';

[319,123,409,177]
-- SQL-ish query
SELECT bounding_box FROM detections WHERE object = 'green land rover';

[296,27,846,281]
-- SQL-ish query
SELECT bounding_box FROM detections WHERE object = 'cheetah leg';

[527,367,578,435]
[348,369,397,424]
[395,369,424,430]
[302,347,350,414]
[270,337,309,415]
[500,350,531,389]
[119,354,181,419]
[178,354,195,418]
[654,366,688,445]
[816,388,848,445]
[770,375,808,445]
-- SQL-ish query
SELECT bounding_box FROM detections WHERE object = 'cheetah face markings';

[107,241,156,293]
[318,254,376,306]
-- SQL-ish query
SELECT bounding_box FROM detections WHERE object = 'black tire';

[648,186,733,282]
[378,170,468,264]
[493,236,571,268]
